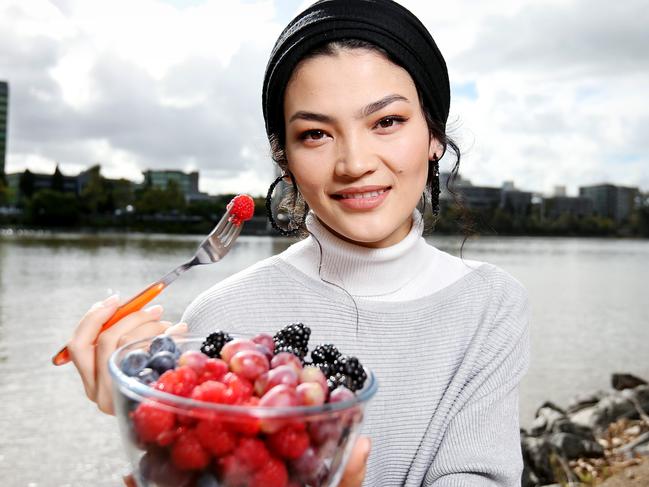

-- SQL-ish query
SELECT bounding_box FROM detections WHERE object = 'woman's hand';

[67,294,188,415]
[338,436,371,487]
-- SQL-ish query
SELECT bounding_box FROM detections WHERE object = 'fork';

[52,207,244,366]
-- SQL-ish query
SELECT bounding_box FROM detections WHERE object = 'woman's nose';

[334,136,378,178]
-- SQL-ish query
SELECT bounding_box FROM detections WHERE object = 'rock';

[566,390,607,414]
[551,417,596,441]
[548,432,604,460]
[612,373,647,391]
[531,402,567,436]
[521,459,539,487]
[570,387,649,434]
[521,434,555,484]
[570,405,602,431]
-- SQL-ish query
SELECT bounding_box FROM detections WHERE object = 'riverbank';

[522,373,649,486]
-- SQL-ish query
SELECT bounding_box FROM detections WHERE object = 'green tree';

[80,165,109,215]
[0,179,8,206]
[19,169,35,200]
[28,189,80,226]
[134,179,186,215]
[51,164,64,192]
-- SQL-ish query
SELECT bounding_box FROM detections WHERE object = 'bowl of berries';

[109,324,377,487]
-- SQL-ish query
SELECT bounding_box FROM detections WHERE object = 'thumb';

[340,436,371,486]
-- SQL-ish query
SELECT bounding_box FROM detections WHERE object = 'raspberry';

[131,401,176,443]
[174,366,199,396]
[154,366,198,397]
[200,331,233,359]
[226,194,255,226]
[190,380,229,404]
[222,372,253,404]
[235,437,271,471]
[249,456,288,487]
[171,429,210,471]
[195,419,237,457]
[217,454,250,486]
[157,425,186,447]
[230,397,261,436]
[266,425,310,460]
[198,358,228,384]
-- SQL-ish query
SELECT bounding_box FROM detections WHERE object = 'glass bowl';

[109,334,377,487]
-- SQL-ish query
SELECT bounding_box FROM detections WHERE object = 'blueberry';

[136,367,159,385]
[147,351,176,375]
[120,350,151,377]
[196,473,222,487]
[149,335,177,355]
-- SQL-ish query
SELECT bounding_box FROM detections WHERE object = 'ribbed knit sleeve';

[422,279,531,486]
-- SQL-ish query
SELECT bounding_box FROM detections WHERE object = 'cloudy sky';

[1,0,647,197]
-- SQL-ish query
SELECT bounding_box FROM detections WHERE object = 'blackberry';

[274,341,308,360]
[200,330,233,358]
[332,356,367,392]
[326,373,350,392]
[273,322,311,352]
[311,343,341,365]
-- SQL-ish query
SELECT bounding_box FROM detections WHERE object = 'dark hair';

[268,38,477,254]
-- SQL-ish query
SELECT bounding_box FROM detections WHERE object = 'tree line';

[1,168,649,237]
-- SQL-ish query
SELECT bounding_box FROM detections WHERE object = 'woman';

[67,1,531,486]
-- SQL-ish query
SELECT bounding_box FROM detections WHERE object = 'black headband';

[262,0,450,141]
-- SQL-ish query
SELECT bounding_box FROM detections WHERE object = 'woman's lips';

[331,187,391,210]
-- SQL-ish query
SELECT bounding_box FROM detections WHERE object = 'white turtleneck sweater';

[279,210,484,301]
[182,211,531,487]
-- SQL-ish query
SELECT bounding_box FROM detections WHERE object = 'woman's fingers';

[67,295,121,400]
[95,318,172,415]
[92,307,167,415]
[164,322,188,336]
[338,436,371,487]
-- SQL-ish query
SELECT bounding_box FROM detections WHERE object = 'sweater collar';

[302,210,427,297]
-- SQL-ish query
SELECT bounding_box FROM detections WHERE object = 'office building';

[579,184,638,223]
[543,196,594,220]
[0,81,8,178]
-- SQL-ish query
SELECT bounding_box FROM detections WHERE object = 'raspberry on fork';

[226,194,255,226]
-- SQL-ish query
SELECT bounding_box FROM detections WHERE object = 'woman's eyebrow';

[287,94,409,124]
[358,94,409,118]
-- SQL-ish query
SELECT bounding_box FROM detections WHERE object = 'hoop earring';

[430,156,440,216]
[265,175,307,236]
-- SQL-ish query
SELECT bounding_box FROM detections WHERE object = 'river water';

[1,231,648,486]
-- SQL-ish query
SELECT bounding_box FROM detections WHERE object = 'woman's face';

[283,49,441,248]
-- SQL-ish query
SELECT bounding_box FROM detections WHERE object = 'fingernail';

[144,304,163,317]
[101,294,119,307]
[165,322,188,335]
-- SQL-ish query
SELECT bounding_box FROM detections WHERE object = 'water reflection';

[0,232,648,485]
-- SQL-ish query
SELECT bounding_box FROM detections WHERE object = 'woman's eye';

[300,129,326,141]
[375,116,406,130]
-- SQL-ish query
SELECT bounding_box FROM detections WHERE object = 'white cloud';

[1,0,647,197]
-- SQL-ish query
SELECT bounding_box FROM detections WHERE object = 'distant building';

[579,184,638,223]
[501,183,533,217]
[143,170,198,194]
[0,81,8,178]
[6,166,78,204]
[542,196,594,220]
[553,185,567,197]
[439,171,472,210]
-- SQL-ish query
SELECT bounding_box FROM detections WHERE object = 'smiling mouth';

[331,188,391,200]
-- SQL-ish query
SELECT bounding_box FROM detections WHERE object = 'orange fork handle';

[52,281,167,366]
